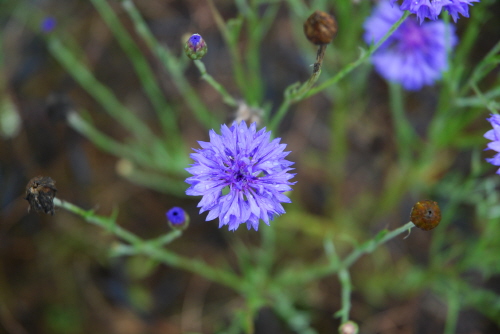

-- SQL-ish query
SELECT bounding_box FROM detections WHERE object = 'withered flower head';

[233,101,264,126]
[304,10,338,45]
[25,176,57,215]
[410,200,441,231]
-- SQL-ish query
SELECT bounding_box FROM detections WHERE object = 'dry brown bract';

[25,176,57,215]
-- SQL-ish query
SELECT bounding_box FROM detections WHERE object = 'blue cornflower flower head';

[41,17,57,33]
[484,114,500,174]
[184,33,208,60]
[185,122,296,231]
[166,207,189,229]
[364,1,457,91]
[390,0,479,23]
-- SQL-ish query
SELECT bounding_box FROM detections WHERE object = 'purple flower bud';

[41,17,57,33]
[184,34,208,60]
[166,207,189,229]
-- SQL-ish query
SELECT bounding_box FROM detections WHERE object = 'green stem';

[324,238,351,322]
[444,282,460,334]
[342,221,414,268]
[338,268,352,324]
[268,44,326,132]
[148,230,183,247]
[53,198,141,244]
[53,198,242,291]
[48,38,155,142]
[194,60,239,108]
[208,0,250,104]
[272,294,318,334]
[388,82,416,164]
[305,12,410,98]
[277,222,415,286]
[269,12,409,132]
[121,0,218,129]
[67,112,171,171]
[90,0,180,143]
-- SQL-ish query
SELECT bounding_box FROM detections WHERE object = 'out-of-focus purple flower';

[41,17,57,33]
[166,207,188,226]
[364,1,457,91]
[390,0,479,23]
[484,114,500,174]
[185,122,296,231]
[184,33,207,60]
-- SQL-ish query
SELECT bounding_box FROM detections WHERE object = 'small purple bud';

[166,207,189,229]
[184,33,208,60]
[41,17,57,33]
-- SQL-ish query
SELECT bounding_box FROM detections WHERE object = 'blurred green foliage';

[1,0,500,333]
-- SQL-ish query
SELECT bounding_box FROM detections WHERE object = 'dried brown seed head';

[304,10,338,45]
[25,176,57,215]
[410,200,441,231]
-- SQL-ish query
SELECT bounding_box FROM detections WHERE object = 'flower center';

[224,156,256,190]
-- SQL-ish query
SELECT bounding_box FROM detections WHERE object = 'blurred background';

[1,0,500,333]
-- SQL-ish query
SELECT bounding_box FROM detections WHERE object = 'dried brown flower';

[233,101,264,126]
[410,200,441,231]
[25,176,57,215]
[304,10,338,45]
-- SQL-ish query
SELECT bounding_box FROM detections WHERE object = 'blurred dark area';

[1,0,500,333]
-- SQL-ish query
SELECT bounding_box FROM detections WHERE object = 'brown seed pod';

[303,10,338,45]
[25,176,57,215]
[410,200,441,231]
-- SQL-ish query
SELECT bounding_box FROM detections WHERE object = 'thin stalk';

[272,294,318,334]
[207,0,250,103]
[305,12,410,98]
[245,3,280,104]
[194,60,239,108]
[388,82,416,164]
[269,11,409,133]
[269,44,327,132]
[121,0,218,129]
[338,268,352,324]
[48,38,156,141]
[257,221,276,273]
[67,112,162,166]
[324,238,351,322]
[90,0,181,144]
[444,282,460,334]
[277,222,415,286]
[53,198,242,291]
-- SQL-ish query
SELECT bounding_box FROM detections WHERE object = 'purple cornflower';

[484,114,500,174]
[166,207,188,226]
[390,0,479,23]
[185,122,296,231]
[364,1,457,91]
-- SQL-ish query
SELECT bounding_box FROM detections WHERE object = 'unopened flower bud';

[304,10,338,45]
[25,176,57,215]
[184,34,207,60]
[339,321,359,334]
[410,200,441,231]
[41,17,57,33]
[166,207,189,230]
